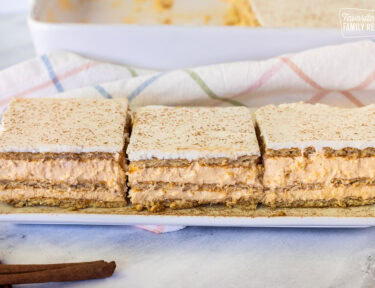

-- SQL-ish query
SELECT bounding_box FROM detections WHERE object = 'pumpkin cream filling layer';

[128,161,262,206]
[130,187,263,204]
[0,158,126,190]
[0,157,126,204]
[128,161,262,187]
[263,153,375,189]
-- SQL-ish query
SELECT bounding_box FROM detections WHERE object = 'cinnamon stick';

[0,261,11,288]
[0,260,116,285]
[0,260,105,274]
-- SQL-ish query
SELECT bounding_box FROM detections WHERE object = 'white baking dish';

[28,0,357,70]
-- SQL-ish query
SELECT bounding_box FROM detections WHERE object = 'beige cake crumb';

[154,0,174,11]
[223,0,260,26]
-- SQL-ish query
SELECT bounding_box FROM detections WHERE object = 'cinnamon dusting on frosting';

[0,98,129,153]
[255,103,375,151]
[127,106,260,161]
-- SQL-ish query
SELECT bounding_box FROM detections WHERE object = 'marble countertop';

[1,12,375,288]
[2,224,375,288]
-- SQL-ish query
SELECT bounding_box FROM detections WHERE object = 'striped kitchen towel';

[0,40,374,111]
[0,40,374,232]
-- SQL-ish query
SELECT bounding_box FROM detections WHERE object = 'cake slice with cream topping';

[0,98,129,208]
[255,102,375,208]
[127,106,263,212]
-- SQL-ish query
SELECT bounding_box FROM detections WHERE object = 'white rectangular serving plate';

[0,213,374,228]
[1,204,375,227]
[28,0,357,70]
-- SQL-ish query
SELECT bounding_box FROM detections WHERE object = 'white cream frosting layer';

[263,153,375,188]
[127,106,260,161]
[255,103,375,151]
[128,162,261,186]
[0,98,129,153]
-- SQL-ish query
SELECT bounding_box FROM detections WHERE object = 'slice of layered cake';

[255,103,375,208]
[127,106,263,212]
[0,98,129,208]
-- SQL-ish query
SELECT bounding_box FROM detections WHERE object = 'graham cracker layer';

[0,180,127,193]
[331,178,375,186]
[132,199,259,212]
[5,198,126,209]
[131,182,262,192]
[263,185,375,208]
[324,147,375,158]
[4,201,375,218]
[129,185,263,212]
[268,179,375,191]
[265,147,375,158]
[0,152,123,161]
[0,186,126,208]
[263,198,375,209]
[130,155,261,168]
